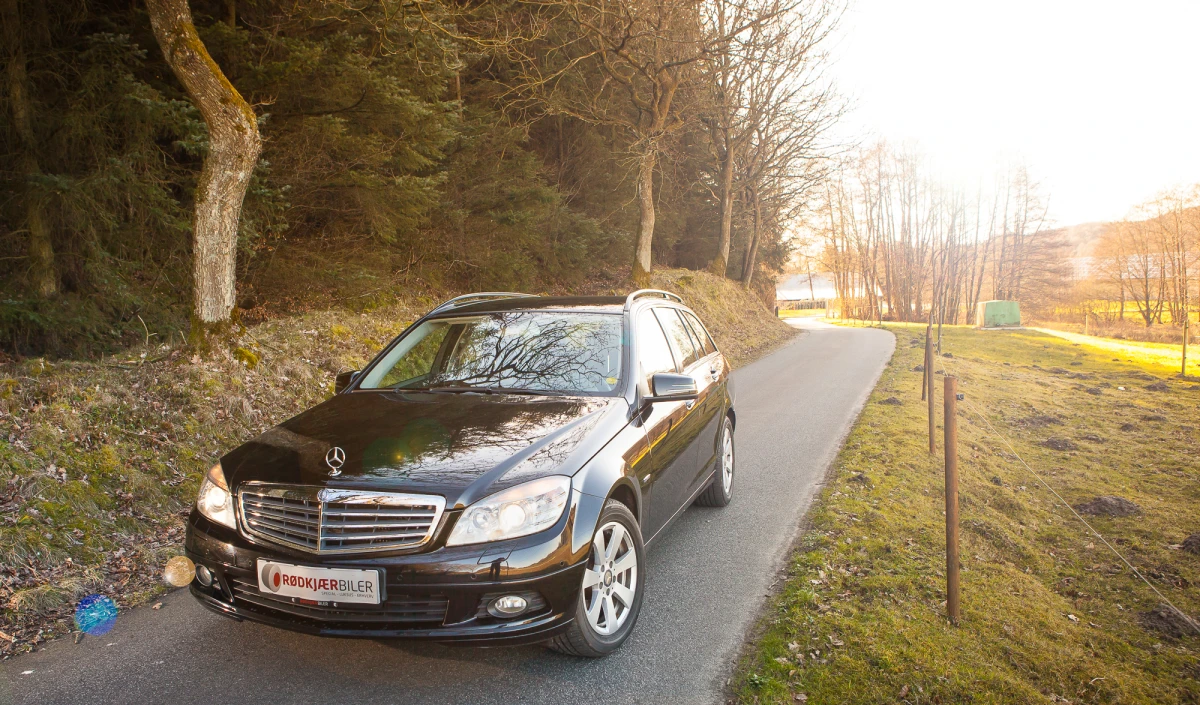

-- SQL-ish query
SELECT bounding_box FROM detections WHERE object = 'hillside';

[0,0,825,360]
[1048,221,1111,258]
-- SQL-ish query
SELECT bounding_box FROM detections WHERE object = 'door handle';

[710,367,719,381]
[685,400,696,410]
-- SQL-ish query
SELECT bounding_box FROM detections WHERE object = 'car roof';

[430,295,628,317]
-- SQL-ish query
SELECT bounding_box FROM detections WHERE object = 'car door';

[650,307,708,516]
[679,310,723,495]
[633,307,690,538]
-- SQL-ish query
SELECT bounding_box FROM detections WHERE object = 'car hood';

[221,391,628,509]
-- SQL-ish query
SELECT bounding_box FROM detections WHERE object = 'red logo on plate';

[261,563,282,593]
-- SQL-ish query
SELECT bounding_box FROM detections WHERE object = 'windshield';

[357,312,624,395]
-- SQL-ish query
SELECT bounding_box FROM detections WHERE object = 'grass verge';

[1029,327,1200,379]
[1034,318,1196,347]
[780,309,829,319]
[0,268,793,657]
[735,323,1200,704]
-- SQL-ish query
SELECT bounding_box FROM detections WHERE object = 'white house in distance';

[775,272,837,310]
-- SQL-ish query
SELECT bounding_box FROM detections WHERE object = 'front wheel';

[547,500,645,657]
[695,416,734,507]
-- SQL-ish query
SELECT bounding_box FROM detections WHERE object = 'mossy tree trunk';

[708,145,735,277]
[146,0,260,342]
[2,0,58,298]
[632,150,657,288]
[630,73,679,290]
[741,184,761,287]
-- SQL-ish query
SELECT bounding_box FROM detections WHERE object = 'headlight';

[196,462,236,529]
[446,476,570,546]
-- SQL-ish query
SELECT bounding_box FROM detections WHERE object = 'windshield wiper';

[481,388,562,396]
[408,385,563,397]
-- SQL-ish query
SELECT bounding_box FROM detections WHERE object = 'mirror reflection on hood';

[222,392,625,507]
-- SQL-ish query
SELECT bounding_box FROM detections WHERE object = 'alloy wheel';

[722,426,734,494]
[582,521,638,636]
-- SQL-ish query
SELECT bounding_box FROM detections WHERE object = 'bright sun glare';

[828,0,1200,226]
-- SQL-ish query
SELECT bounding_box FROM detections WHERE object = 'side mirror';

[648,373,698,402]
[335,369,360,394]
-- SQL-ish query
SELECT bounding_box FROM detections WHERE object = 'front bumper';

[185,504,587,645]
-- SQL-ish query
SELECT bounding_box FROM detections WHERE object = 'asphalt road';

[1,319,894,705]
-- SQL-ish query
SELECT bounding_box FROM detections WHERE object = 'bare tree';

[1144,188,1198,371]
[515,0,708,286]
[1150,189,1199,329]
[991,165,1053,302]
[699,0,786,277]
[146,0,261,341]
[814,143,1068,324]
[1106,218,1167,326]
[733,0,839,287]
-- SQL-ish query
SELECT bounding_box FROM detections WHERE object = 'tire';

[695,416,734,507]
[547,500,645,657]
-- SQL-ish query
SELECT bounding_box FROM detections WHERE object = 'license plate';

[256,560,382,605]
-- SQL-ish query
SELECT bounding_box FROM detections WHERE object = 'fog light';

[195,565,214,587]
[488,595,528,618]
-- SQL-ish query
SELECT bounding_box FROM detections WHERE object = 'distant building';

[1069,256,1095,281]
[1068,254,1179,283]
[776,272,837,306]
[775,272,881,311]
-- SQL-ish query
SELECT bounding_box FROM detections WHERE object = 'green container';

[975,300,1021,328]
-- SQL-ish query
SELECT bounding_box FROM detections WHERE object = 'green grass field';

[778,308,828,319]
[1030,327,1200,378]
[735,324,1200,704]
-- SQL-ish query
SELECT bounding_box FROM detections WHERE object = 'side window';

[369,322,452,388]
[678,313,705,358]
[683,311,716,356]
[636,310,678,386]
[655,308,701,369]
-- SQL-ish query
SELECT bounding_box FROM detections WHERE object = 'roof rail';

[624,289,683,311]
[429,292,535,315]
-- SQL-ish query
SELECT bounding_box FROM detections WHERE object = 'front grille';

[240,492,320,550]
[229,576,448,624]
[238,483,445,554]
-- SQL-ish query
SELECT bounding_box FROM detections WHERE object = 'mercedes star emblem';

[325,446,346,476]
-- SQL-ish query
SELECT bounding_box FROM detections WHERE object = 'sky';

[825,0,1200,226]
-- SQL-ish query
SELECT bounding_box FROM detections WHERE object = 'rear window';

[683,311,716,356]
[654,308,701,369]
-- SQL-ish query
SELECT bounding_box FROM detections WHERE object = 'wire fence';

[927,328,1200,636]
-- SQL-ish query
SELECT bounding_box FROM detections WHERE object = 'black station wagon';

[186,289,735,656]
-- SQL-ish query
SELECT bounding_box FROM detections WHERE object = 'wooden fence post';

[1183,308,1189,377]
[944,375,960,624]
[921,330,929,401]
[927,331,935,454]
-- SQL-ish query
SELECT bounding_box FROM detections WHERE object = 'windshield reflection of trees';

[423,313,622,394]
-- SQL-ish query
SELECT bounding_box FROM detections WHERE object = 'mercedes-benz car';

[185,289,735,656]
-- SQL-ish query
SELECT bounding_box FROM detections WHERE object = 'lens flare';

[74,594,117,636]
[163,555,196,587]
